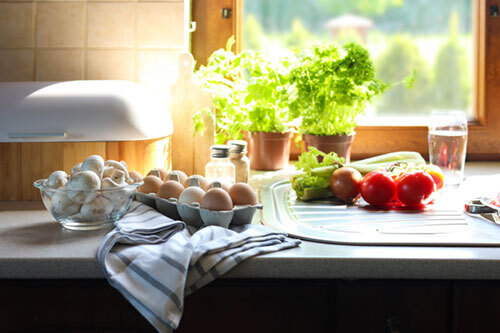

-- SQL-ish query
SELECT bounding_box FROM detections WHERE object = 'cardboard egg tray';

[135,192,262,228]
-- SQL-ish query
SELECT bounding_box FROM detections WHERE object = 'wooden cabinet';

[452,281,500,333]
[2,279,500,333]
[177,279,333,333]
[335,280,451,333]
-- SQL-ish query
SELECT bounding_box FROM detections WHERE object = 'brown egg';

[139,175,163,194]
[178,186,205,205]
[228,183,257,206]
[201,188,233,211]
[147,168,168,180]
[184,175,209,190]
[157,180,185,199]
[129,171,144,181]
[165,170,188,184]
[207,180,231,192]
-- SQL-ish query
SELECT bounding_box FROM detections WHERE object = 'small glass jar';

[205,145,235,185]
[229,140,250,183]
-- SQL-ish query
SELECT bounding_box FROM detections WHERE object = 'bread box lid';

[0,80,173,142]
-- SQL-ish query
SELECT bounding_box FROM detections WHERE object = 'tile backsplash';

[0,0,188,93]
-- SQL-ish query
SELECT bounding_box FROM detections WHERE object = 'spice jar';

[229,140,250,183]
[205,145,235,185]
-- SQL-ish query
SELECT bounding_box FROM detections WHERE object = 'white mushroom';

[47,170,68,189]
[66,170,101,204]
[51,192,81,217]
[111,170,127,185]
[103,160,129,181]
[71,162,82,176]
[80,196,113,220]
[81,155,105,179]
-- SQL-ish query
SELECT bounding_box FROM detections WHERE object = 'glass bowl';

[33,179,143,231]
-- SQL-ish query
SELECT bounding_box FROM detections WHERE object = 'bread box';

[0,80,173,200]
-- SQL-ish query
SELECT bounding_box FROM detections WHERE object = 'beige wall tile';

[0,3,34,48]
[87,3,135,48]
[36,49,83,81]
[137,2,184,48]
[36,2,85,48]
[137,50,179,97]
[0,50,34,81]
[86,50,135,80]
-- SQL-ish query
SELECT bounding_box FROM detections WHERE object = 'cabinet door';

[177,279,333,333]
[452,281,500,333]
[336,280,451,333]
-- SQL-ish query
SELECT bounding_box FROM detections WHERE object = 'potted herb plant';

[289,42,391,163]
[194,38,297,170]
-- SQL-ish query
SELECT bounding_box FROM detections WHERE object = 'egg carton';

[135,192,262,228]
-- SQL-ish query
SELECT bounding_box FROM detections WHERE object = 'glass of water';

[428,111,468,185]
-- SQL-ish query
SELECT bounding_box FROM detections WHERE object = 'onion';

[330,167,362,202]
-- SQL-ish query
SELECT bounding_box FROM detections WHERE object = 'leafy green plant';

[194,37,297,144]
[289,42,397,136]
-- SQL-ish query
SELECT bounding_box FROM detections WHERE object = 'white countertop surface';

[2,162,500,280]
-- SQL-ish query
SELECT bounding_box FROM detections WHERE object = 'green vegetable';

[347,151,426,174]
[291,149,426,201]
[194,37,298,143]
[289,43,390,136]
[292,147,344,201]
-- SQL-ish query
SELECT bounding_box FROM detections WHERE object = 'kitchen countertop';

[2,162,500,280]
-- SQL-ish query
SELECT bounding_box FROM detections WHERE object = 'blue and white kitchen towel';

[98,201,301,332]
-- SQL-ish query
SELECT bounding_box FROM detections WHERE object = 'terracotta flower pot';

[303,133,355,163]
[247,132,292,170]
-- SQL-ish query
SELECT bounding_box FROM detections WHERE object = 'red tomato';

[360,171,396,207]
[396,171,436,206]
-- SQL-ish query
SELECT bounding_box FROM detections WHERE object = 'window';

[192,0,499,160]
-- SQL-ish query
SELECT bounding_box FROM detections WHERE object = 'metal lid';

[210,144,230,158]
[228,140,247,153]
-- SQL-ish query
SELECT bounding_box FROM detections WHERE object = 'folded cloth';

[98,202,301,333]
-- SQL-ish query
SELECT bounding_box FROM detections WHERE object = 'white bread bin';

[0,80,173,200]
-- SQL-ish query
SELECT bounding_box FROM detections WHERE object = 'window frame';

[191,0,499,160]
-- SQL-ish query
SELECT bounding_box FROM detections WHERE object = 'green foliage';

[289,42,390,135]
[194,37,297,144]
[432,12,470,110]
[375,35,432,114]
[244,50,297,133]
[243,14,263,51]
[317,0,403,16]
[284,18,312,49]
[295,146,344,172]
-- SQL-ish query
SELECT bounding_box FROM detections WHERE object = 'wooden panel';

[62,142,107,173]
[192,0,241,68]
[0,142,22,200]
[106,137,171,177]
[20,143,42,200]
[0,137,171,201]
[452,281,500,333]
[177,279,333,333]
[336,280,451,333]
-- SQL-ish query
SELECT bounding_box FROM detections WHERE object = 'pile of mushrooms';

[46,155,140,219]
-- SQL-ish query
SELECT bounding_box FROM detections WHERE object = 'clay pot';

[303,133,355,163]
[247,132,292,170]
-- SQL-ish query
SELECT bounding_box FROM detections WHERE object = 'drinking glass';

[428,111,468,185]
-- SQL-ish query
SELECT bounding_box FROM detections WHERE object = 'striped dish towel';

[98,201,301,332]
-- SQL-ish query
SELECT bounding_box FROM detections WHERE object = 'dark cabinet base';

[1,279,499,333]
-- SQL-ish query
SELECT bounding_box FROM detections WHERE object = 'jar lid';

[228,140,247,153]
[210,144,230,158]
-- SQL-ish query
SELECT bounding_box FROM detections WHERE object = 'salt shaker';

[205,145,235,185]
[229,140,250,183]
